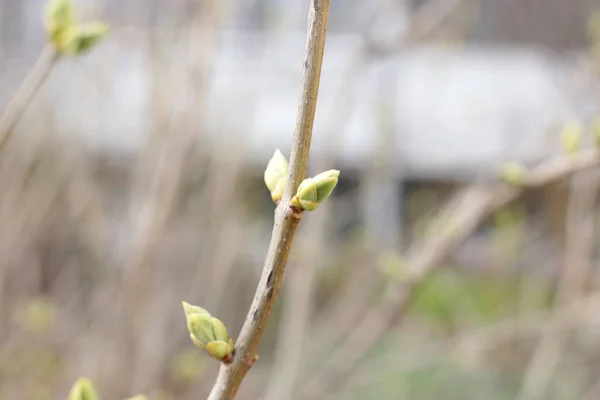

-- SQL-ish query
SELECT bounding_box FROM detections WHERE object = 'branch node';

[244,354,259,368]
[222,352,234,365]
[289,205,305,219]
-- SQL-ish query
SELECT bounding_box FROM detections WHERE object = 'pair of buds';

[44,0,108,55]
[180,152,340,364]
[502,120,600,186]
[183,302,235,363]
[264,149,340,211]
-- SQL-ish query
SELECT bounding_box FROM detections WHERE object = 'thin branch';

[300,149,600,399]
[264,211,327,400]
[517,171,599,400]
[0,45,58,151]
[343,290,600,392]
[206,1,331,399]
[0,44,58,325]
[264,26,369,398]
[119,0,229,393]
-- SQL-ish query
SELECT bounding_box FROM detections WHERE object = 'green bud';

[264,149,289,203]
[211,317,229,342]
[291,178,318,210]
[44,0,108,55]
[561,121,583,154]
[187,313,216,346]
[271,178,286,203]
[206,341,231,361]
[67,377,101,400]
[313,169,340,202]
[44,0,75,39]
[291,170,340,211]
[189,333,206,349]
[64,23,109,55]
[182,302,234,362]
[182,302,209,317]
[501,162,526,185]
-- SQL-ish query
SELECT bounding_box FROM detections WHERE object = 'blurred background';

[2,0,600,399]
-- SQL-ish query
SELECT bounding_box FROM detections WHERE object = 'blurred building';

[0,0,599,265]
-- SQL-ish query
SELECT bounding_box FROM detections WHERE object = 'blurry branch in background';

[285,0,470,389]
[264,57,357,397]
[583,379,600,400]
[300,139,600,398]
[206,1,332,399]
[517,170,599,400]
[118,0,231,394]
[341,289,600,394]
[263,208,330,400]
[0,0,107,321]
[264,7,372,395]
[0,0,110,150]
[0,45,57,151]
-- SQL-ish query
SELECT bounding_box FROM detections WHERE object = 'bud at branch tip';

[291,169,340,211]
[182,302,235,363]
[264,149,289,203]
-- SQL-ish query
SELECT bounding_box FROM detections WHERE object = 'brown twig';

[0,44,58,324]
[517,171,599,400]
[342,290,600,392]
[118,0,229,393]
[300,149,600,398]
[206,1,331,399]
[0,45,58,151]
[264,204,330,400]
[264,24,369,398]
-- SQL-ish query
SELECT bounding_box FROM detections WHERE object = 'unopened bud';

[501,162,526,185]
[182,302,235,363]
[561,121,583,155]
[67,378,101,400]
[291,169,340,211]
[264,149,289,203]
[44,0,75,38]
[187,313,215,348]
[65,23,109,55]
[44,0,108,55]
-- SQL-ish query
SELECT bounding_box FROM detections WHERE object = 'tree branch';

[206,1,331,399]
[0,45,58,151]
[517,171,599,400]
[300,149,600,398]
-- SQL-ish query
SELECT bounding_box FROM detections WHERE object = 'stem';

[0,45,58,151]
[517,171,599,400]
[0,44,57,323]
[207,1,331,399]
